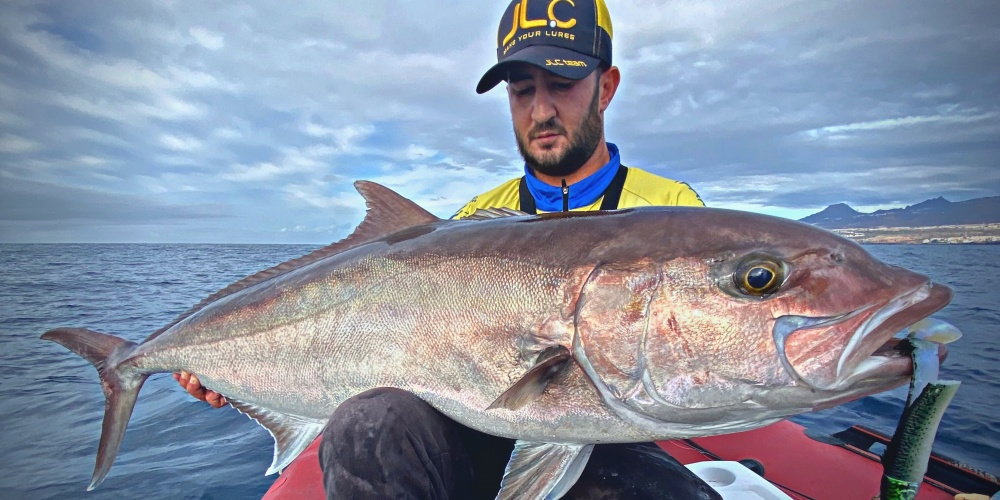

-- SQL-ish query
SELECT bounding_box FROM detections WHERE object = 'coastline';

[828,223,1000,244]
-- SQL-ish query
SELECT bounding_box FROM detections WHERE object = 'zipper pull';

[561,179,569,212]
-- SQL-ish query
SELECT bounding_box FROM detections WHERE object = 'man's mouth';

[531,125,564,139]
[533,131,560,140]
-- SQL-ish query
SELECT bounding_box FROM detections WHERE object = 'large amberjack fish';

[42,181,954,499]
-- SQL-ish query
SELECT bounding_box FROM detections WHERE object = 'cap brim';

[476,46,601,94]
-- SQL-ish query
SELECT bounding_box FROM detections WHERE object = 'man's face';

[506,64,603,177]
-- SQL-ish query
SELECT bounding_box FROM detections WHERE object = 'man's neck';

[532,139,611,186]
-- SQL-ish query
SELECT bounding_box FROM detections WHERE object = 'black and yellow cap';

[476,0,614,94]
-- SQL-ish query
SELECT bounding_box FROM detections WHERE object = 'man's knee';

[319,388,471,498]
[322,387,434,442]
[335,387,426,416]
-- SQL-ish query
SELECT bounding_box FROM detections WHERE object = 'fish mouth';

[774,281,952,391]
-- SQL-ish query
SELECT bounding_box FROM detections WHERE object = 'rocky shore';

[828,223,1000,244]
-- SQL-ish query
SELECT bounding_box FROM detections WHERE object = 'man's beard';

[516,83,603,178]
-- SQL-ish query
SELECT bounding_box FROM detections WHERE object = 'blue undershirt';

[523,143,621,212]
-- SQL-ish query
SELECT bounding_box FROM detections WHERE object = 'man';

[178,0,712,497]
[453,0,702,218]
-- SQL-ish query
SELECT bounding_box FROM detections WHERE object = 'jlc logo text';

[502,0,578,49]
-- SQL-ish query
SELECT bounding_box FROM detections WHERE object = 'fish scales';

[129,219,629,440]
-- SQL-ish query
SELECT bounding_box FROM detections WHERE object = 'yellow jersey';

[453,166,703,219]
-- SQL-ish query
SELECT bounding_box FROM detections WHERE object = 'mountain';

[798,203,861,227]
[799,196,1000,229]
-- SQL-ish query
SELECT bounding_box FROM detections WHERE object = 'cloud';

[0,134,40,153]
[159,134,203,152]
[0,176,224,223]
[801,112,999,138]
[0,0,996,243]
[300,123,374,153]
[282,180,356,210]
[189,26,225,50]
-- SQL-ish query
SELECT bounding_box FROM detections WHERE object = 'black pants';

[318,388,721,500]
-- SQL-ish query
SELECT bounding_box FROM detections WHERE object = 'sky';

[1,0,998,244]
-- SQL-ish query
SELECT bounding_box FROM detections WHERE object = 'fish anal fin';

[497,441,594,500]
[488,346,572,411]
[147,181,440,342]
[228,400,326,475]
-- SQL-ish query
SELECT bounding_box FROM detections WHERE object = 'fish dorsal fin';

[464,207,530,220]
[228,399,327,475]
[488,346,572,411]
[351,180,440,239]
[147,181,438,341]
[497,441,594,500]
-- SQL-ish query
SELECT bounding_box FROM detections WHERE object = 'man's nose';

[530,87,557,124]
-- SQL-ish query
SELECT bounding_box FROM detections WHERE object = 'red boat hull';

[262,420,995,499]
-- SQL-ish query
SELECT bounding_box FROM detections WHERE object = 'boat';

[262,419,998,499]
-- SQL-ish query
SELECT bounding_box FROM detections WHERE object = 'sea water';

[1,243,997,499]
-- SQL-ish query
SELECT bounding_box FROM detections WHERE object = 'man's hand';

[173,371,228,408]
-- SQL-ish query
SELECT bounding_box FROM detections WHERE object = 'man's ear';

[599,66,621,112]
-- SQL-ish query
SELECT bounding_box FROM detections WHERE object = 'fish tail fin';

[41,327,147,490]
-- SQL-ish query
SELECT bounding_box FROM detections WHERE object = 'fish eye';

[747,266,774,289]
[735,260,784,296]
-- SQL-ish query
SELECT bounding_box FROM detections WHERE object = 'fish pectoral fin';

[228,400,326,475]
[496,441,594,500]
[488,346,573,411]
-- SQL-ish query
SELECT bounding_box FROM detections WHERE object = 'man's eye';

[513,87,533,97]
[552,82,572,91]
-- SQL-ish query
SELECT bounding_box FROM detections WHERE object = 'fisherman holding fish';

[39,1,970,498]
[176,0,711,497]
